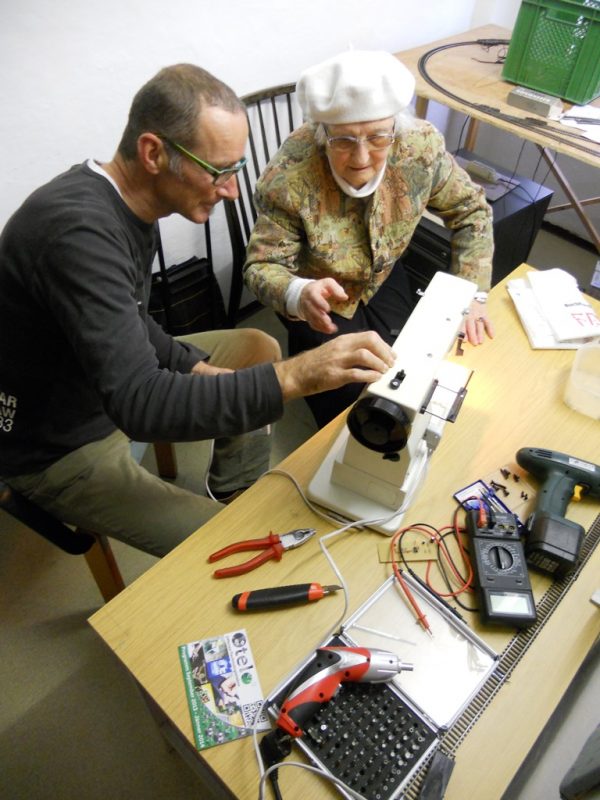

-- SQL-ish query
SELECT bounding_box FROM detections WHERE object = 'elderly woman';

[244,50,494,427]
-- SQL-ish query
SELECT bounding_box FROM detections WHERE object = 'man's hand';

[299,278,349,333]
[274,331,395,401]
[462,298,495,346]
[190,360,234,376]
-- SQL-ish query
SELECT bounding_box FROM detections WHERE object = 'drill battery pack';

[525,513,584,578]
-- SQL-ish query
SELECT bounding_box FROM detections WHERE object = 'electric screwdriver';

[259,646,413,797]
[276,645,412,738]
[516,447,600,577]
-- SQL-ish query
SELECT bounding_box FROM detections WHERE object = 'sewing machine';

[307,271,477,534]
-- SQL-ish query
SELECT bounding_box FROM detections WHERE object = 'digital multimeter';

[466,509,537,628]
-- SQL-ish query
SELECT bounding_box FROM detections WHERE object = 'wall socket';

[592,259,600,289]
[590,259,600,300]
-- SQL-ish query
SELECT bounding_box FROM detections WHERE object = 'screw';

[490,480,509,497]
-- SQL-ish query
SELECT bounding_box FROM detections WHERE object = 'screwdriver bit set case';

[267,575,498,800]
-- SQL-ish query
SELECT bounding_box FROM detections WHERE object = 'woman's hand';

[298,278,349,334]
[462,295,495,345]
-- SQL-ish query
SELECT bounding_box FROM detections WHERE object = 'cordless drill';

[516,447,600,578]
[276,645,412,738]
[260,646,412,784]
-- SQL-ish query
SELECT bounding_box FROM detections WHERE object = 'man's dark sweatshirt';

[0,163,283,477]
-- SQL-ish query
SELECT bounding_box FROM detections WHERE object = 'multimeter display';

[488,591,535,616]
[466,509,537,628]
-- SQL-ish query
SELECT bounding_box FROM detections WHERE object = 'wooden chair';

[145,441,177,480]
[1,442,177,603]
[0,480,125,603]
[224,82,301,324]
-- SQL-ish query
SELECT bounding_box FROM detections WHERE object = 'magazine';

[178,629,270,750]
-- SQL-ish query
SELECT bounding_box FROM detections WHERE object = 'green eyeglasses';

[160,136,247,186]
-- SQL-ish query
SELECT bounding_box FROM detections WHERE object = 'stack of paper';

[560,105,600,145]
[507,268,600,349]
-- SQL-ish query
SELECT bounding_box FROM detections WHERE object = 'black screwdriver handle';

[232,583,325,611]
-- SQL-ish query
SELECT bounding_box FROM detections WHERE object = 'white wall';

[0,1,478,277]
[13,0,586,307]
[472,0,521,28]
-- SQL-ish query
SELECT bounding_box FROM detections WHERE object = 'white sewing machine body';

[308,271,477,534]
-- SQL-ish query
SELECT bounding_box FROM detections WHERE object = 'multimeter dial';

[479,541,524,576]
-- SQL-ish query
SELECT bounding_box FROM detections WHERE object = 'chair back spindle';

[225,83,301,324]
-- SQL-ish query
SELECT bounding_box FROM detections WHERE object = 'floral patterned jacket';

[243,120,493,320]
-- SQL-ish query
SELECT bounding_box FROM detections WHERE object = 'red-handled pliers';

[208,528,316,579]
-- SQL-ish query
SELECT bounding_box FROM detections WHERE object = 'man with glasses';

[0,63,395,558]
[244,50,495,428]
[159,136,247,187]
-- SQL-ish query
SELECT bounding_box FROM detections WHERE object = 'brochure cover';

[178,629,270,750]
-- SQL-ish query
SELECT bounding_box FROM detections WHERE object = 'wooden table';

[396,24,600,251]
[90,264,600,800]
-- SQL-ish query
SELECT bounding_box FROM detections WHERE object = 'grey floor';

[1,227,599,800]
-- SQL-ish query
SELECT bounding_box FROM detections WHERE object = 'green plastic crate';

[502,0,600,105]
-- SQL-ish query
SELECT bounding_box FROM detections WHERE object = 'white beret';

[297,50,415,125]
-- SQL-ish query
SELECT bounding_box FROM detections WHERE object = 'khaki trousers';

[6,328,280,557]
